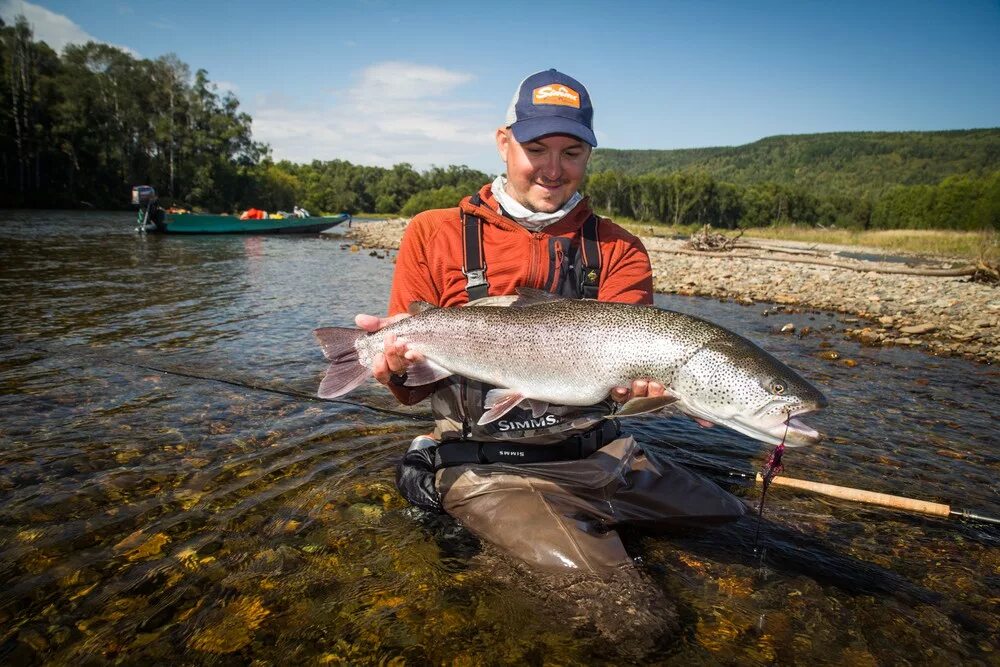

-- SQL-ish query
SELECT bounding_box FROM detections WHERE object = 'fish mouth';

[781,415,823,446]
[721,405,824,447]
[768,406,824,447]
[680,400,825,447]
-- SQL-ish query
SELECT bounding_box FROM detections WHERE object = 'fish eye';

[770,381,786,395]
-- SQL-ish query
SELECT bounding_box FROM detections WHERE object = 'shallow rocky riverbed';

[346,219,999,365]
[3,211,996,664]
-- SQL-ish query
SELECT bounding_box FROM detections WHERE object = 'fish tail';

[313,327,371,398]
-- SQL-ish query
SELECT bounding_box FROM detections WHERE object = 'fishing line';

[651,440,754,481]
[14,342,428,422]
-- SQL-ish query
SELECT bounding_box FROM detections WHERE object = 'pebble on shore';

[347,219,998,365]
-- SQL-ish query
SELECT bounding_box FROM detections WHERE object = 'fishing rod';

[655,441,1000,526]
[747,473,1000,526]
[116,359,428,421]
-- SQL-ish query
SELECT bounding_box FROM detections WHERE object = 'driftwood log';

[687,224,744,251]
[732,242,826,257]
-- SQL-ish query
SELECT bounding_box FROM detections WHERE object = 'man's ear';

[495,127,511,163]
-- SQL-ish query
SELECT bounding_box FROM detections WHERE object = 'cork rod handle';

[756,473,952,517]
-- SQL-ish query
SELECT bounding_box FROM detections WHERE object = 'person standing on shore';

[354,69,746,575]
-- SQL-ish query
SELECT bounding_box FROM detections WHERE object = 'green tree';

[373,163,422,213]
[401,185,465,216]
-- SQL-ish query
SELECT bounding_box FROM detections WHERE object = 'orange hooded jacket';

[388,182,652,315]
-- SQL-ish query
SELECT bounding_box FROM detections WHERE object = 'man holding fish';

[317,70,825,575]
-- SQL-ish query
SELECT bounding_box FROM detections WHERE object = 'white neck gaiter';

[491,175,583,231]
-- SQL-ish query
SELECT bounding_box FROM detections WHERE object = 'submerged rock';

[188,596,271,654]
[469,545,678,660]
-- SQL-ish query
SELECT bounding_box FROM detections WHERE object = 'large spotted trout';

[314,289,826,446]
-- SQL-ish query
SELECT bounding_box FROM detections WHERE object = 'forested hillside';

[0,17,266,210]
[583,130,1000,230]
[0,17,489,213]
[590,130,1000,197]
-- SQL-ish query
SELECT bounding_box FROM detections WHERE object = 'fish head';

[673,337,827,447]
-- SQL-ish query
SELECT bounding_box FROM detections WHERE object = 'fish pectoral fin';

[526,399,550,418]
[479,389,526,425]
[615,395,678,417]
[403,359,452,386]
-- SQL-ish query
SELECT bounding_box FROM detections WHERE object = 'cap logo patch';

[532,84,580,108]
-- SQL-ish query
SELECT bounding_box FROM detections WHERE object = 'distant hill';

[589,129,1000,196]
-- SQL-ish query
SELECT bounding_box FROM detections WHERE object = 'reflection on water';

[1,210,997,664]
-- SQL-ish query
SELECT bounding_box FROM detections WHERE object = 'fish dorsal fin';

[407,301,437,316]
[464,295,519,308]
[512,287,566,308]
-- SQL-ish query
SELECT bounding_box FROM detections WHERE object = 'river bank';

[347,219,999,364]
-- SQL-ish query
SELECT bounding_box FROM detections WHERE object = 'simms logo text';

[496,414,560,431]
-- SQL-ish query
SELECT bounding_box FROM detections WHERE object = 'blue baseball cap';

[504,69,597,147]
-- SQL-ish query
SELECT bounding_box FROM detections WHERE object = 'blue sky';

[2,0,998,173]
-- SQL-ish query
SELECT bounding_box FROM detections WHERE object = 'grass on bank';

[614,217,998,263]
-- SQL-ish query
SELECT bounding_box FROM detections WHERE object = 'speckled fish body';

[315,295,826,446]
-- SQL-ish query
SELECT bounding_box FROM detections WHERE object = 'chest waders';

[396,195,621,512]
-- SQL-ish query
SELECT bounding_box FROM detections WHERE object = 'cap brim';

[510,116,597,147]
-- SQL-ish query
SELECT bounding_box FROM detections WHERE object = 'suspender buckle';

[464,268,488,290]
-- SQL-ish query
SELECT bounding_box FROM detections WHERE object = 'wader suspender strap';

[579,214,601,299]
[462,193,489,302]
[460,193,486,439]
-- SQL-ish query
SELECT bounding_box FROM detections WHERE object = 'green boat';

[131,185,350,234]
[153,212,351,235]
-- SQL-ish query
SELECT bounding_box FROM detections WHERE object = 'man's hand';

[610,379,667,403]
[354,313,425,386]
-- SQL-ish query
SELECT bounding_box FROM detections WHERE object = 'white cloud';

[252,62,501,171]
[0,0,138,56]
[351,61,472,103]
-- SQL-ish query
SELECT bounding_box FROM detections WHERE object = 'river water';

[1,210,997,665]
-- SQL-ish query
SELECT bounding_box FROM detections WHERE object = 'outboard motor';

[132,185,166,233]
